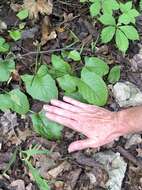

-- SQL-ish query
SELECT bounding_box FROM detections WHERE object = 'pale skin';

[43,96,142,153]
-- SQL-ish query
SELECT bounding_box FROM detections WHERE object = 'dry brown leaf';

[47,161,71,179]
[10,180,25,190]
[24,0,53,19]
[41,16,57,45]
[10,3,22,12]
[136,147,142,157]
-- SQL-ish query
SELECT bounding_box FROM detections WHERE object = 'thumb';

[68,139,97,153]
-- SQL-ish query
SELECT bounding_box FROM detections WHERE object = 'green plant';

[0,52,120,140]
[21,145,51,190]
[16,9,29,20]
[0,37,10,53]
[0,59,15,81]
[9,29,22,41]
[80,0,139,52]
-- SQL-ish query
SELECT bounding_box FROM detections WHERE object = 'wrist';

[116,107,142,135]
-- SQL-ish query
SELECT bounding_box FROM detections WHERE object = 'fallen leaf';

[47,161,70,179]
[41,16,57,45]
[125,134,142,149]
[23,0,53,19]
[10,180,25,190]
[10,3,22,12]
[136,147,142,157]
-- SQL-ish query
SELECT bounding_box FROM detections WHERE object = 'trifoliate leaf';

[21,65,58,102]
[99,14,116,25]
[78,68,108,106]
[115,29,129,52]
[0,59,15,81]
[119,25,139,40]
[84,56,109,77]
[101,26,115,43]
[108,65,121,84]
[31,112,63,140]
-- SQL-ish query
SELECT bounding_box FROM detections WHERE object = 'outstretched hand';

[43,97,124,152]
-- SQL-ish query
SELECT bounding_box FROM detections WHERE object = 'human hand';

[43,97,125,153]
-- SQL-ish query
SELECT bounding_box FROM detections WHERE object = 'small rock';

[112,81,142,107]
[125,134,142,149]
[0,20,7,31]
[94,150,127,190]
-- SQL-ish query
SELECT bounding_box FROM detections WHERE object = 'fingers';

[63,96,100,112]
[50,99,83,113]
[44,105,77,120]
[63,96,90,109]
[45,113,80,131]
[68,139,98,152]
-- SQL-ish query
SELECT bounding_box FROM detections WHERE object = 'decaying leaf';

[47,161,71,179]
[41,16,57,45]
[10,180,25,190]
[23,0,53,19]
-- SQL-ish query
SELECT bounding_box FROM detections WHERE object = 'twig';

[16,47,77,59]
[116,146,142,168]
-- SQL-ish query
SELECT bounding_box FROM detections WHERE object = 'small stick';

[116,146,142,168]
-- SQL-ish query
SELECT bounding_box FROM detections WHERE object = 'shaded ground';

[0,0,142,190]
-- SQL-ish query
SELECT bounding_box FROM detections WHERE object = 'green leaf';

[25,160,50,190]
[84,56,109,77]
[16,9,29,20]
[118,13,131,24]
[51,54,71,76]
[101,26,115,43]
[99,14,116,25]
[0,89,29,114]
[90,0,101,17]
[68,50,81,61]
[21,65,58,102]
[9,89,30,114]
[0,59,15,81]
[120,2,132,13]
[9,30,22,41]
[102,0,119,14]
[108,65,121,84]
[0,94,13,111]
[78,68,108,106]
[115,29,129,52]
[57,74,77,93]
[22,147,50,158]
[0,37,10,53]
[119,25,139,40]
[31,112,63,140]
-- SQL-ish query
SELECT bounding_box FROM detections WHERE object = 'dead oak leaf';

[41,16,57,45]
[23,0,53,19]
